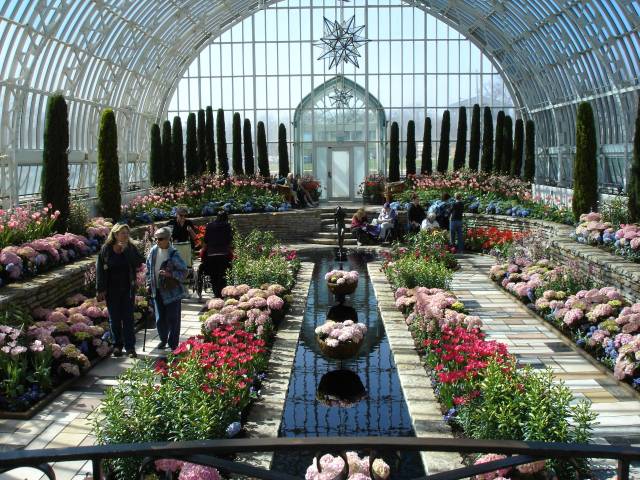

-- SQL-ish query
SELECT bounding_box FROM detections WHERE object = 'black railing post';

[91,457,102,480]
[618,458,630,480]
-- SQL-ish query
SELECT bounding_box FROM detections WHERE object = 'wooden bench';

[384,181,407,202]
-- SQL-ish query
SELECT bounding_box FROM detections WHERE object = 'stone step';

[305,237,358,245]
[317,231,355,238]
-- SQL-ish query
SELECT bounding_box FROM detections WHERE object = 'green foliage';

[67,200,90,235]
[233,229,280,259]
[257,121,270,178]
[197,109,206,174]
[205,106,216,173]
[572,102,598,220]
[533,264,593,299]
[481,107,494,173]
[629,100,640,222]
[512,118,524,177]
[389,121,400,181]
[453,106,467,170]
[232,112,244,175]
[149,123,162,186]
[243,118,255,176]
[161,120,172,185]
[42,94,70,232]
[494,110,505,173]
[437,110,450,173]
[385,255,453,290]
[216,108,229,176]
[185,113,199,177]
[502,115,513,175]
[405,120,416,175]
[278,123,289,178]
[171,116,184,183]
[96,109,121,221]
[421,117,432,175]
[601,193,631,225]
[524,119,536,182]
[469,104,480,171]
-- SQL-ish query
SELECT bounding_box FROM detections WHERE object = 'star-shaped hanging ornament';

[329,85,354,108]
[316,16,368,69]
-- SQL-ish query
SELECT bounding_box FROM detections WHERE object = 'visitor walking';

[449,192,465,253]
[437,192,452,231]
[199,211,233,298]
[407,194,426,234]
[96,223,145,358]
[146,227,188,351]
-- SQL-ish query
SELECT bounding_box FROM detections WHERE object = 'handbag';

[159,275,180,291]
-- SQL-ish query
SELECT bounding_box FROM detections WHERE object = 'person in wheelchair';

[197,211,233,299]
[351,208,379,246]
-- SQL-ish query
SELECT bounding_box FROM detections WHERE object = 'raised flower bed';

[571,212,640,263]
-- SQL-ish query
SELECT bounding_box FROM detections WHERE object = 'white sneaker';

[357,240,362,246]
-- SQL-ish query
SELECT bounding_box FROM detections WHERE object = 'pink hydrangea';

[249,297,267,309]
[207,298,225,310]
[178,462,221,480]
[563,308,584,327]
[473,454,511,480]
[267,295,284,310]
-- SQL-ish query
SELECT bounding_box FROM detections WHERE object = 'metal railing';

[0,437,638,480]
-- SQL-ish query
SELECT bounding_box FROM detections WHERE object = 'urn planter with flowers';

[325,269,359,296]
[315,319,367,360]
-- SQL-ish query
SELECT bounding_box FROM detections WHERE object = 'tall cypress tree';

[629,102,640,222]
[421,117,432,175]
[216,109,229,176]
[278,123,289,178]
[243,119,255,176]
[437,110,450,173]
[149,123,162,186]
[502,115,513,175]
[257,121,270,178]
[96,109,121,220]
[453,106,467,170]
[205,106,216,174]
[405,120,416,175]
[494,110,505,173]
[41,94,70,232]
[512,118,524,177]
[161,120,172,185]
[232,112,244,175]
[572,102,598,220]
[389,122,400,181]
[481,107,494,173]
[197,109,206,174]
[469,104,481,171]
[172,116,184,183]
[524,120,536,182]
[185,113,198,177]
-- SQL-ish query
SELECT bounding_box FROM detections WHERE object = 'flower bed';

[571,212,640,263]
[464,226,528,255]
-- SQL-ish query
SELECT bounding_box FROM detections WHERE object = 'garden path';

[451,254,640,478]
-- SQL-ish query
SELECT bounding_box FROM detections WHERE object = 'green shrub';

[629,100,640,222]
[257,121,270,178]
[232,112,244,175]
[494,110,505,173]
[602,193,631,226]
[481,107,493,173]
[42,94,70,232]
[205,106,216,173]
[512,118,524,177]
[453,106,467,170]
[243,118,255,176]
[469,104,480,171]
[385,255,453,290]
[227,255,295,290]
[278,123,289,178]
[405,120,416,175]
[149,123,162,186]
[437,110,450,173]
[524,119,535,182]
[197,109,206,174]
[572,102,598,220]
[96,109,121,221]
[216,108,229,176]
[234,229,279,260]
[185,113,198,177]
[161,120,172,185]
[171,116,184,182]
[421,117,432,175]
[67,200,90,235]
[501,114,513,174]
[389,121,400,181]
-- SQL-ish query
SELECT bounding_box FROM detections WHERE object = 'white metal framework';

[0,0,638,205]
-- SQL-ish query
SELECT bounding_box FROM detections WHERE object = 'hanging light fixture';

[316,16,368,69]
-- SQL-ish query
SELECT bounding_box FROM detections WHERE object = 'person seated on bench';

[376,202,397,242]
[293,173,318,207]
[421,211,440,231]
[351,208,380,245]
[407,194,426,234]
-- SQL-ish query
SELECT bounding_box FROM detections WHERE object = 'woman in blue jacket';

[146,227,188,351]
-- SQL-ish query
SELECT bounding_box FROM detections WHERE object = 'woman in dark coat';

[198,211,233,298]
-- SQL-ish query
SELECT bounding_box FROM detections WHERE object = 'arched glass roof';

[0,0,638,203]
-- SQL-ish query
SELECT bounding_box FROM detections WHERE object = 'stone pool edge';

[367,261,465,475]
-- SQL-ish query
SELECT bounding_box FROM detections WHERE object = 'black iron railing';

[0,436,638,480]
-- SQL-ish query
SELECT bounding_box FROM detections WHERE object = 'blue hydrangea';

[226,421,241,437]
[443,407,457,422]
[576,338,586,347]
[632,378,640,388]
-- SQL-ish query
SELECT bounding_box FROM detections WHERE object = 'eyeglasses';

[155,237,170,242]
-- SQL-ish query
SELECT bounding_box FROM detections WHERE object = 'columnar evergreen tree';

[42,94,70,232]
[243,119,255,176]
[437,110,450,173]
[197,109,206,174]
[421,117,432,175]
[494,110,505,173]
[405,120,416,175]
[216,109,229,176]
[172,116,184,183]
[278,123,289,178]
[469,104,481,171]
[232,112,244,175]
[572,102,598,220]
[389,121,400,181]
[480,107,494,173]
[502,115,513,175]
[629,102,640,222]
[524,120,536,182]
[96,109,121,220]
[185,113,198,177]
[149,123,162,186]
[161,120,172,185]
[257,121,270,178]
[205,106,216,173]
[453,106,467,170]
[512,118,524,177]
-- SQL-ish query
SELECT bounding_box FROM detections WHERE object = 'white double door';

[315,144,365,201]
